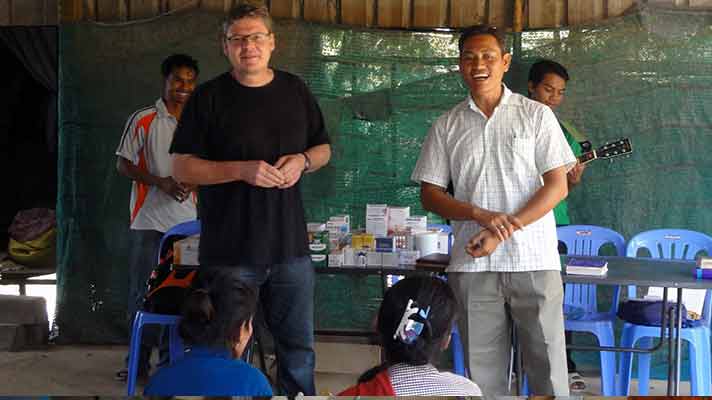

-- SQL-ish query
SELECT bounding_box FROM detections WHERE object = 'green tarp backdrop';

[58,5,712,378]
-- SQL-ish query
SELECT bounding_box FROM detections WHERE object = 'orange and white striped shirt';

[115,99,197,232]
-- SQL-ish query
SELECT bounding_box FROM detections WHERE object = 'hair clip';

[393,299,431,344]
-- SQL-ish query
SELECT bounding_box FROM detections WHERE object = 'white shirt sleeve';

[535,106,577,175]
[115,112,144,164]
[410,117,451,189]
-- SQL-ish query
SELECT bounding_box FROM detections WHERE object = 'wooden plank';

[45,0,58,24]
[513,0,523,31]
[118,0,127,19]
[85,0,97,20]
[528,0,566,28]
[303,0,336,23]
[689,0,712,7]
[0,0,11,24]
[201,0,232,12]
[568,0,605,26]
[607,0,635,16]
[59,0,80,22]
[377,0,409,28]
[450,0,487,27]
[487,0,511,29]
[412,0,447,27]
[168,0,196,11]
[11,0,46,25]
[95,0,121,20]
[270,0,299,18]
[341,0,374,26]
[129,0,159,19]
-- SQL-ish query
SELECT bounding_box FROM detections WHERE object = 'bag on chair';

[142,233,198,315]
[617,299,701,328]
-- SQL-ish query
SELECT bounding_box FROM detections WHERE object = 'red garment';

[339,370,395,396]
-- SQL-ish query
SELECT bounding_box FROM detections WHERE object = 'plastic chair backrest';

[157,220,201,263]
[557,225,625,314]
[625,229,712,327]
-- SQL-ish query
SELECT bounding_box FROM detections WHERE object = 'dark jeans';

[200,256,315,396]
[125,228,166,374]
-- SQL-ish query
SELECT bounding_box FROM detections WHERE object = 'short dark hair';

[357,276,459,383]
[161,54,199,78]
[458,24,507,56]
[222,3,273,37]
[179,274,257,350]
[528,59,569,86]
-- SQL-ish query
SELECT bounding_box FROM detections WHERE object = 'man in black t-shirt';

[170,4,331,396]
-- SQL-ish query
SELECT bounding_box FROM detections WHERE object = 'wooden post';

[512,0,523,60]
[513,0,523,32]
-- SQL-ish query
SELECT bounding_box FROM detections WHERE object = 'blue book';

[566,258,608,268]
[695,268,712,279]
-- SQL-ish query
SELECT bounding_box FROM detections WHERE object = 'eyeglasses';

[225,32,272,46]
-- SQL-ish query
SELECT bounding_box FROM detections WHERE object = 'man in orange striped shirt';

[114,54,199,380]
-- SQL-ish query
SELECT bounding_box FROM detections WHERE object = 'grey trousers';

[449,270,569,396]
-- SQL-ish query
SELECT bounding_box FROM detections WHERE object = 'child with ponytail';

[340,276,481,396]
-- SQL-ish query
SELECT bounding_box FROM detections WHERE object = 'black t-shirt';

[170,70,330,266]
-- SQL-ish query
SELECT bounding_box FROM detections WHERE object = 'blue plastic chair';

[127,311,184,395]
[557,225,625,396]
[126,220,200,395]
[157,219,201,262]
[617,229,712,395]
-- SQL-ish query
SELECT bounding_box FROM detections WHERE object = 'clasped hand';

[466,210,524,258]
[242,153,305,189]
[158,176,195,202]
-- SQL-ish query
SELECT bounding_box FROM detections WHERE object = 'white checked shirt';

[411,85,576,272]
[389,363,482,396]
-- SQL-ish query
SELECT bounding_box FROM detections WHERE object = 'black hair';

[160,54,199,79]
[358,276,459,382]
[458,24,506,56]
[528,59,569,87]
[179,275,257,350]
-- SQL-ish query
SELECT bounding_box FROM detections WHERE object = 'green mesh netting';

[58,5,712,380]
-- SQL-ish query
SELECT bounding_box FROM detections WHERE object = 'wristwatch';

[302,152,311,172]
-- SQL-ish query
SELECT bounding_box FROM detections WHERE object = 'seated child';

[144,275,272,396]
[340,276,481,396]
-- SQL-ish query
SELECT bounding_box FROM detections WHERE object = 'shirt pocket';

[507,136,536,161]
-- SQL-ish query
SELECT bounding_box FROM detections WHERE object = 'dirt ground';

[0,343,682,396]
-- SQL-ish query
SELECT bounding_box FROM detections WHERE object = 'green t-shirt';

[553,120,583,225]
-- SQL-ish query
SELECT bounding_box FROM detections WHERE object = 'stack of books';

[565,257,608,276]
[694,256,712,279]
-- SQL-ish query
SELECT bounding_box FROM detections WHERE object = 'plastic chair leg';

[689,330,712,395]
[521,373,529,395]
[451,325,466,377]
[127,312,144,396]
[168,324,183,363]
[597,327,617,396]
[617,326,637,395]
[636,336,653,395]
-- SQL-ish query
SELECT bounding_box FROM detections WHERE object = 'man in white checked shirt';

[411,25,576,396]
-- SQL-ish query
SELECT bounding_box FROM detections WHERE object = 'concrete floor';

[0,343,688,396]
